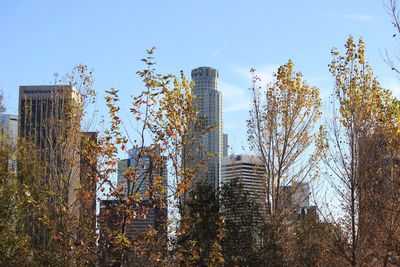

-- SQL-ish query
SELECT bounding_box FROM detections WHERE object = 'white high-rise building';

[191,67,223,190]
[0,114,18,144]
[222,154,313,222]
[221,154,266,207]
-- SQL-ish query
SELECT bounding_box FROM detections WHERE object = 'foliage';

[289,215,345,267]
[220,178,264,266]
[0,134,32,265]
[0,66,99,266]
[175,182,225,266]
[0,90,4,113]
[96,49,215,266]
[248,60,322,217]
[247,59,323,265]
[326,35,400,266]
[4,36,400,266]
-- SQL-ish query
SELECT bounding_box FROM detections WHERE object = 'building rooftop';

[222,154,262,165]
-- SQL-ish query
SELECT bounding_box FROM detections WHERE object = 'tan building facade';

[19,85,82,209]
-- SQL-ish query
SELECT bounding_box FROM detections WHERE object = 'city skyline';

[2,2,400,264]
[2,0,400,155]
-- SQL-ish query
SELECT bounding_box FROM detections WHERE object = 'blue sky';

[1,0,399,154]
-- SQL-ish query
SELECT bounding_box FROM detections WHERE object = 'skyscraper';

[221,154,266,210]
[19,85,82,206]
[222,154,314,222]
[191,67,223,190]
[18,85,84,248]
[117,146,168,241]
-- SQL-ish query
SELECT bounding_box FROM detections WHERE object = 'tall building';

[0,114,18,144]
[222,155,314,222]
[191,67,223,190]
[18,85,84,245]
[278,182,312,221]
[221,154,266,209]
[117,146,168,240]
[98,146,168,265]
[19,85,82,205]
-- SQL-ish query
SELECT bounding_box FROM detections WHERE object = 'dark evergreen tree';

[220,178,264,266]
[176,182,224,266]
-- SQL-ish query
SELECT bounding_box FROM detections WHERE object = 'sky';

[1,0,400,155]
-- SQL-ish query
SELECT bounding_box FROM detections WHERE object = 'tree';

[0,96,33,266]
[0,50,205,266]
[325,36,400,265]
[384,0,400,76]
[288,211,346,267]
[220,178,263,266]
[0,65,100,266]
[175,182,224,266]
[247,60,323,263]
[0,89,4,113]
[96,49,211,266]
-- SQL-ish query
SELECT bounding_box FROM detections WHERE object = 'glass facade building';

[117,147,168,239]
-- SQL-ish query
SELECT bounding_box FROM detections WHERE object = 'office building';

[278,182,312,222]
[221,154,266,209]
[19,85,82,205]
[18,85,83,245]
[222,155,314,222]
[190,66,223,190]
[98,147,168,265]
[117,146,168,240]
[19,85,81,144]
[0,114,18,144]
